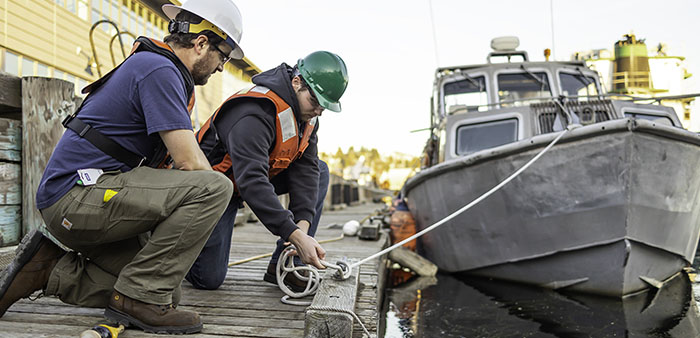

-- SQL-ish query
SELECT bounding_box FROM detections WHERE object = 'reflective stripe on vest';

[197,85,316,185]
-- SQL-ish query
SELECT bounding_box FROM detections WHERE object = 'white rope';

[351,127,571,269]
[306,305,372,337]
[276,246,351,305]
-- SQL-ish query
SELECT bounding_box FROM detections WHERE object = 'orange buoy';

[389,198,417,252]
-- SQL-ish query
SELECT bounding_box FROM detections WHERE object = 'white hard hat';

[162,0,244,60]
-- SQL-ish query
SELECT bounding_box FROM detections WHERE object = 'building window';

[54,69,65,79]
[65,74,75,88]
[66,0,76,14]
[3,51,19,76]
[121,8,129,32]
[37,63,49,77]
[21,57,34,76]
[111,1,119,23]
[91,5,101,26]
[77,0,89,20]
[75,78,87,96]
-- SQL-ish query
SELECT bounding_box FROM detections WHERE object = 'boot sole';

[104,307,202,334]
[0,230,44,301]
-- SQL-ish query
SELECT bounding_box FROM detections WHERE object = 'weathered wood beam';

[0,117,22,247]
[0,72,22,120]
[22,77,80,234]
[388,246,438,277]
[0,118,22,162]
[305,265,361,338]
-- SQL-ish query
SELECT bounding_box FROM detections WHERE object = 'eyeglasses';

[212,43,231,64]
[308,89,322,110]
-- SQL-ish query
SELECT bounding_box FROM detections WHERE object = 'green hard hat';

[297,51,348,112]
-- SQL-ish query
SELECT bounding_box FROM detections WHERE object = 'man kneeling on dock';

[185,51,349,292]
[0,0,245,334]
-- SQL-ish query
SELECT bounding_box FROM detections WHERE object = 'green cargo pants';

[40,167,233,306]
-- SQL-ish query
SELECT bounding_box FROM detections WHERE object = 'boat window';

[624,112,674,126]
[497,72,551,106]
[560,73,598,98]
[443,76,488,114]
[456,119,518,155]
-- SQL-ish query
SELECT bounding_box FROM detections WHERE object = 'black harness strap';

[62,114,145,168]
[64,37,194,169]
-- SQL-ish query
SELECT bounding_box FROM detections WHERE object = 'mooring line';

[280,127,572,284]
[350,127,571,269]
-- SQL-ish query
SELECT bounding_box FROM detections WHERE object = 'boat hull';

[404,119,700,297]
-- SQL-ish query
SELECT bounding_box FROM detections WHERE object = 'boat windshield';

[443,75,488,114]
[456,118,518,155]
[560,72,598,98]
[497,72,551,106]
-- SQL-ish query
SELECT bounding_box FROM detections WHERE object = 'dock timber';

[0,203,387,337]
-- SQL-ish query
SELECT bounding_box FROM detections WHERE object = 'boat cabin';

[426,37,683,165]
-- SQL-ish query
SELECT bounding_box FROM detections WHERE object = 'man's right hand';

[288,229,326,269]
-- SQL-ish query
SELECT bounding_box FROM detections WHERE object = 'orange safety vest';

[196,85,316,186]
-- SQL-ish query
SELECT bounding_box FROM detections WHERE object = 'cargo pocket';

[58,186,110,243]
[106,187,169,225]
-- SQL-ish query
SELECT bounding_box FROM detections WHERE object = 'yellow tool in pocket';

[103,189,119,203]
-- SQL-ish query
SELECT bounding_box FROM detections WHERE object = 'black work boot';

[0,229,64,317]
[104,291,202,334]
[263,262,312,293]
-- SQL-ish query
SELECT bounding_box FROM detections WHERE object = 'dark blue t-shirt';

[36,51,193,210]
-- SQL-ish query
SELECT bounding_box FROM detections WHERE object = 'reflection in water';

[383,272,700,338]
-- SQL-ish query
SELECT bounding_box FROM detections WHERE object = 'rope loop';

[277,246,321,302]
[276,246,354,305]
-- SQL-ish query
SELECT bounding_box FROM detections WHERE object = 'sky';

[232,0,700,157]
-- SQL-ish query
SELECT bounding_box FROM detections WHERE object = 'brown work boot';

[104,291,202,334]
[263,261,313,293]
[0,229,64,317]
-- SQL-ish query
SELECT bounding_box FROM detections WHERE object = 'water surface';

[382,271,700,338]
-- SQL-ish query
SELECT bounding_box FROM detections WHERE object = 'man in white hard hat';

[0,0,244,334]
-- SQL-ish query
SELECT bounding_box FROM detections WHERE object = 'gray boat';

[403,37,700,297]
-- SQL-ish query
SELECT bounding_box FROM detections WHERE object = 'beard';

[191,57,213,85]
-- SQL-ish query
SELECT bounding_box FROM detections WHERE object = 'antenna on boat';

[550,0,556,60]
[427,0,440,67]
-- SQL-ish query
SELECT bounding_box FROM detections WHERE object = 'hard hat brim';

[312,87,341,113]
[162,4,244,60]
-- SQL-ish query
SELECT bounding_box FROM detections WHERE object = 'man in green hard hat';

[186,51,348,292]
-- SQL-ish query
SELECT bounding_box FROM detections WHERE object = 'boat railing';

[612,71,652,89]
[532,99,615,134]
[445,94,609,116]
[445,92,700,117]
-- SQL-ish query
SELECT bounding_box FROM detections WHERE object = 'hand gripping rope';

[276,246,351,305]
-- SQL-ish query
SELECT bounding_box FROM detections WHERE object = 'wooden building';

[0,0,260,127]
[0,0,262,246]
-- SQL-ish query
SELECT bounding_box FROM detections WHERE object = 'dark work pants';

[185,160,329,290]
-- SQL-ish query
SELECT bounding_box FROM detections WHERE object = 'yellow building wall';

[0,0,254,126]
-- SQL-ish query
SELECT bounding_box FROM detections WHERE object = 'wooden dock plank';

[0,203,387,337]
